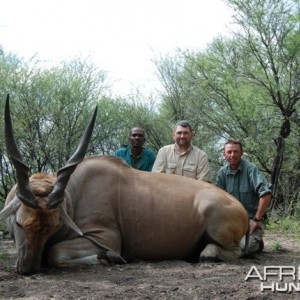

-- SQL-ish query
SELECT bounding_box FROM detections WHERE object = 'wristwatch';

[253,216,261,222]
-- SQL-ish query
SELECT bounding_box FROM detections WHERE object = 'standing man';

[216,138,272,254]
[152,120,210,181]
[115,127,156,172]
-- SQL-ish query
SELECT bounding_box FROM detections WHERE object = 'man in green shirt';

[115,127,156,172]
[216,138,272,254]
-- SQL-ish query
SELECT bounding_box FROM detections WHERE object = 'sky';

[0,0,233,96]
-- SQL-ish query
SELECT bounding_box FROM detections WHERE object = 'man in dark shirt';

[115,127,156,172]
[216,138,272,254]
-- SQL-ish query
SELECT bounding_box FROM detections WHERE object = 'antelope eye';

[15,221,22,228]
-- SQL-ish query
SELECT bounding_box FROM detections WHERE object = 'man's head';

[129,127,146,149]
[173,120,194,148]
[223,138,243,170]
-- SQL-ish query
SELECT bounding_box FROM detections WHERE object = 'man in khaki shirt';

[152,120,210,181]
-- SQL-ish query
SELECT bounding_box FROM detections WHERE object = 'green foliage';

[1,0,300,218]
[0,221,6,231]
[0,50,167,203]
[112,95,171,151]
[272,240,283,252]
[267,215,300,239]
[0,52,114,202]
[0,251,10,259]
[155,0,300,211]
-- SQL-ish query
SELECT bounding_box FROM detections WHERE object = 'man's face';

[173,125,193,147]
[224,143,242,167]
[129,128,145,148]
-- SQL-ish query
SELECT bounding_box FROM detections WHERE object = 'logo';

[245,266,300,293]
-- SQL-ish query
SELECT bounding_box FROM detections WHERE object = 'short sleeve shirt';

[216,159,272,218]
[152,144,210,181]
[115,145,156,172]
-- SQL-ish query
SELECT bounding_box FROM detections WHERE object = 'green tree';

[156,0,300,214]
[225,0,300,211]
[114,92,170,152]
[0,54,112,204]
[0,48,34,201]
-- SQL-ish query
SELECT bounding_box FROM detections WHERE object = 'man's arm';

[251,193,272,233]
[196,152,210,181]
[250,165,272,233]
[152,148,166,173]
[215,168,226,190]
[146,149,157,172]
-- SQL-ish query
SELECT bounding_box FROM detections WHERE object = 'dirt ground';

[1,230,300,300]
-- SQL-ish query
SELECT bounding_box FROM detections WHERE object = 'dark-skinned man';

[115,127,156,172]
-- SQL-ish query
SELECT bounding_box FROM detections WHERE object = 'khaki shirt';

[152,144,210,181]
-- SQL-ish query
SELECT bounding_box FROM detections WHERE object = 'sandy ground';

[1,230,300,300]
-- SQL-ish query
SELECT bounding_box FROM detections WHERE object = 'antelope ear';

[0,197,21,221]
[59,205,83,236]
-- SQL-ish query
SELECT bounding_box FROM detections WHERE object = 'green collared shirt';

[115,145,156,172]
[216,159,272,218]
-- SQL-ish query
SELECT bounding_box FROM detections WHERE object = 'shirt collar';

[173,144,193,155]
[129,147,144,158]
[226,159,243,174]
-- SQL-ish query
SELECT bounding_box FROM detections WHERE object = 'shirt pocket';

[166,163,177,174]
[183,165,196,178]
[239,184,254,207]
[239,184,253,194]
